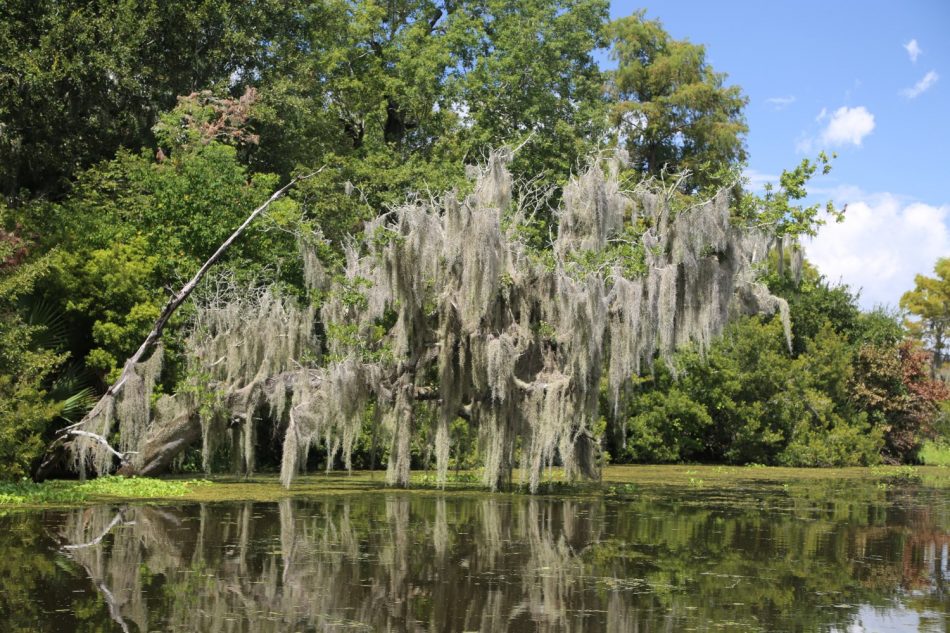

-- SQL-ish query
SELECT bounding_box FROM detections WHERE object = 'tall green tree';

[606,10,747,191]
[901,257,950,371]
[255,0,609,232]
[445,0,608,184]
[0,0,299,201]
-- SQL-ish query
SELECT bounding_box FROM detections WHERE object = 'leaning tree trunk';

[34,171,319,481]
[115,414,202,476]
[775,235,785,278]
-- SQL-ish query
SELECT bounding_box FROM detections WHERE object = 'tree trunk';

[116,414,202,477]
[776,235,785,278]
[35,171,319,481]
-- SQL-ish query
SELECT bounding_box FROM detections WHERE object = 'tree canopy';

[0,0,299,200]
[1,1,945,485]
[606,10,748,192]
[901,257,950,372]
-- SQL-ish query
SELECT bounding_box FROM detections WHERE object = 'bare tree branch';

[58,170,322,438]
[63,511,135,551]
[64,430,136,464]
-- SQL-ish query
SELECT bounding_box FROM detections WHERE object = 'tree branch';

[59,170,322,438]
[63,511,135,551]
[65,430,137,464]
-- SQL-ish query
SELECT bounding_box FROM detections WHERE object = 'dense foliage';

[0,0,299,200]
[0,228,66,478]
[901,257,949,374]
[1,1,946,482]
[606,10,747,192]
[619,267,948,466]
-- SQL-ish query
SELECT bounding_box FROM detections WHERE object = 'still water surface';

[2,480,948,632]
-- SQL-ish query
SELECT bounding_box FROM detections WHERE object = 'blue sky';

[609,1,950,309]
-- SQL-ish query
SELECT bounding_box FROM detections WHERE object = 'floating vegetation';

[0,476,210,507]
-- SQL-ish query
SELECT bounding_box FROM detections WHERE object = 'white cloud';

[905,39,922,62]
[765,95,795,110]
[901,70,939,98]
[820,106,875,147]
[805,191,950,308]
[795,136,814,154]
[797,106,875,153]
[743,168,778,193]
[843,78,863,101]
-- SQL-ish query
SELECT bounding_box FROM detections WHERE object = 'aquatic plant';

[0,476,208,506]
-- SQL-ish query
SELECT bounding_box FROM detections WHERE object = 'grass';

[919,440,950,466]
[3,464,949,508]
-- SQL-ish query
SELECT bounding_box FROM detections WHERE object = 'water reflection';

[2,482,949,632]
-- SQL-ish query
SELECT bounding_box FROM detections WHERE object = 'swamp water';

[2,478,948,632]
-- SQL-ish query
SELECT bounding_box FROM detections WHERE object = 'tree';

[624,317,881,467]
[851,341,949,461]
[0,226,65,478]
[0,0,299,201]
[255,0,609,236]
[901,257,950,373]
[741,151,842,281]
[250,0,458,178]
[606,10,747,191]
[765,262,901,357]
[445,0,609,185]
[51,154,792,490]
[18,91,300,387]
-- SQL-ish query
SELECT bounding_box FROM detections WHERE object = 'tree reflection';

[44,485,950,632]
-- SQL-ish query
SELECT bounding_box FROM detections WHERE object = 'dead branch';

[65,430,137,465]
[63,511,135,551]
[56,170,320,442]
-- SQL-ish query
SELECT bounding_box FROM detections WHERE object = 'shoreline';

[2,464,947,509]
